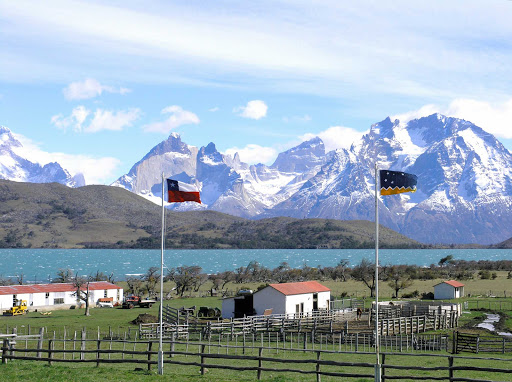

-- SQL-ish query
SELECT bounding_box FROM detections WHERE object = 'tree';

[72,273,91,316]
[439,255,455,267]
[126,276,143,296]
[144,267,161,297]
[166,266,202,297]
[54,268,74,283]
[351,258,376,297]
[90,270,108,281]
[332,259,350,282]
[385,265,413,298]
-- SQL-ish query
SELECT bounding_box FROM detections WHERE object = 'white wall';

[253,287,286,315]
[222,298,235,318]
[317,291,331,309]
[434,284,456,300]
[0,287,123,312]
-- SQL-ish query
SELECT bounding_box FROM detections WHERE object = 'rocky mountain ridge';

[112,114,512,244]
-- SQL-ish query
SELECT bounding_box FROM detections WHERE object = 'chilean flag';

[167,179,201,204]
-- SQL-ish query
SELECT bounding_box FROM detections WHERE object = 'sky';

[2,0,512,185]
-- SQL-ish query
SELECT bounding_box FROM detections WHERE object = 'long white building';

[0,281,123,313]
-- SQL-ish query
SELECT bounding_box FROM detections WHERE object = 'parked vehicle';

[122,295,156,309]
[3,299,28,316]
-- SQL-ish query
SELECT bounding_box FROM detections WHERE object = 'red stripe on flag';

[168,190,201,204]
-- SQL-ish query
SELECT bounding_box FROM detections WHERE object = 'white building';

[0,281,123,313]
[222,281,331,319]
[434,280,465,300]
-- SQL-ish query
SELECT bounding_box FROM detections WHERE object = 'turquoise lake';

[1,248,512,282]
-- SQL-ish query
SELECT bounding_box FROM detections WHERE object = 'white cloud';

[301,125,365,152]
[224,144,277,165]
[51,106,140,133]
[12,133,121,185]
[63,78,131,100]
[87,108,140,133]
[143,105,200,133]
[392,98,512,139]
[51,106,90,132]
[234,100,267,120]
[208,107,219,112]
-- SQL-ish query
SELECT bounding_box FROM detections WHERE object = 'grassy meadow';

[2,271,512,381]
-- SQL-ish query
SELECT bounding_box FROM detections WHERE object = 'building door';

[313,293,318,310]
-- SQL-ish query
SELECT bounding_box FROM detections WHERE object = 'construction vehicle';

[122,295,156,309]
[3,299,28,316]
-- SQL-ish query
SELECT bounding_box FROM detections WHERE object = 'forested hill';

[0,180,422,249]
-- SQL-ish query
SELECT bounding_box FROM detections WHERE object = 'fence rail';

[3,337,512,381]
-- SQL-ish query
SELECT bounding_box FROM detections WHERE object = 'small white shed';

[222,281,331,318]
[434,280,465,300]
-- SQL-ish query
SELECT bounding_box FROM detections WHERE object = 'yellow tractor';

[3,300,28,316]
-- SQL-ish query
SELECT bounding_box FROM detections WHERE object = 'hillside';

[0,180,422,249]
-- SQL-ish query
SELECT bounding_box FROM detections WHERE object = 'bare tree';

[54,268,74,283]
[72,273,91,316]
[385,265,413,298]
[351,258,376,297]
[126,276,143,296]
[219,271,234,289]
[90,270,108,282]
[166,266,202,297]
[144,267,161,298]
[15,273,24,285]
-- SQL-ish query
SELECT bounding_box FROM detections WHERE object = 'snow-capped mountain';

[269,114,512,244]
[112,133,324,217]
[0,126,85,187]
[112,114,512,244]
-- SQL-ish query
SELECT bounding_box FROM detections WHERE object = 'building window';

[104,290,108,298]
[45,292,50,299]
[13,295,17,305]
[54,298,64,305]
[117,289,120,301]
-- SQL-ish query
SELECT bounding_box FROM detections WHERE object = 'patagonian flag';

[167,179,201,203]
[380,170,417,195]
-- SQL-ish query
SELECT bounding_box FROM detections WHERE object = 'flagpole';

[374,162,381,382]
[158,172,165,375]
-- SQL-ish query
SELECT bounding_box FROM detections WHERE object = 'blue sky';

[2,0,512,184]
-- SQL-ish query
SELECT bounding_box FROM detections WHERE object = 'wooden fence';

[455,331,512,354]
[2,336,512,381]
[465,300,512,311]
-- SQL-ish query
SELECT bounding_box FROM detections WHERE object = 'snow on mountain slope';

[267,114,512,244]
[0,126,84,187]
[112,114,512,244]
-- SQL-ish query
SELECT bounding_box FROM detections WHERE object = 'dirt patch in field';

[131,313,158,324]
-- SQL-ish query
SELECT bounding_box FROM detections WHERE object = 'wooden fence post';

[316,350,321,382]
[80,328,86,360]
[96,339,101,367]
[147,341,153,371]
[2,339,8,364]
[37,327,44,359]
[452,331,456,354]
[48,339,53,366]
[257,347,263,380]
[201,344,206,375]
[382,353,386,380]
[448,356,454,382]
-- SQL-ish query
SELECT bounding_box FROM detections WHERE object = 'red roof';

[437,280,465,288]
[0,281,122,296]
[268,281,330,296]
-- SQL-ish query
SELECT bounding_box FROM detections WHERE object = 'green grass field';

[3,273,512,380]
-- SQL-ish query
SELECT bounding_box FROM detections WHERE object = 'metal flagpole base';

[158,350,164,375]
[374,363,381,382]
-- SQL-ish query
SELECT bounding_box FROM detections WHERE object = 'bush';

[421,292,434,300]
[402,290,419,298]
